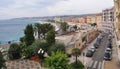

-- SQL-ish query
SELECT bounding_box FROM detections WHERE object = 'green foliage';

[46,29,55,45]
[45,51,69,69]
[0,52,5,69]
[34,23,55,39]
[8,43,21,60]
[24,24,35,46]
[48,43,66,55]
[20,36,25,43]
[22,46,34,58]
[73,25,77,31]
[70,61,84,69]
[72,48,81,64]
[60,22,68,33]
[31,40,49,55]
[90,23,97,27]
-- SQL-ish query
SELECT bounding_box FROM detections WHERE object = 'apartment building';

[78,17,87,23]
[114,0,120,40]
[100,7,114,32]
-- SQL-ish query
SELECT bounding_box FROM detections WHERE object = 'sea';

[0,19,38,44]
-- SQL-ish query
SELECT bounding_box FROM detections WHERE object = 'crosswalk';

[87,60,103,69]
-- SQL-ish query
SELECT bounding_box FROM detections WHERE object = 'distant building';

[78,17,87,23]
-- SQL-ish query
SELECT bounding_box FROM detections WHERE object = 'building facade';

[100,7,114,32]
[114,0,120,41]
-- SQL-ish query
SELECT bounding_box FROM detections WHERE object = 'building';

[114,0,120,41]
[86,13,102,24]
[78,17,87,23]
[99,7,114,32]
[96,13,102,28]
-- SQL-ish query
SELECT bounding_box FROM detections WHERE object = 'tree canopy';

[46,29,55,45]
[72,48,81,64]
[60,22,69,33]
[8,43,21,60]
[45,51,69,69]
[24,24,35,46]
[0,52,5,69]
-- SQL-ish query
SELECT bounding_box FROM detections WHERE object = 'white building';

[100,7,114,33]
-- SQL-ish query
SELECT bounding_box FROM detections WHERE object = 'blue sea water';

[0,20,37,44]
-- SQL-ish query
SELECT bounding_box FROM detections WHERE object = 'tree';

[45,51,69,69]
[60,22,69,33]
[24,24,35,46]
[22,46,34,58]
[72,48,81,64]
[20,36,25,43]
[8,43,21,60]
[48,43,66,55]
[90,23,97,27]
[31,39,49,58]
[46,29,55,45]
[0,51,5,69]
[73,25,77,31]
[41,23,54,39]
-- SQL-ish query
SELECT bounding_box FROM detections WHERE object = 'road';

[87,34,108,69]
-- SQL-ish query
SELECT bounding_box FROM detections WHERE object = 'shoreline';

[0,44,10,49]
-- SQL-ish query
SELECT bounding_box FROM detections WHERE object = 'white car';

[89,47,96,53]
[105,48,112,54]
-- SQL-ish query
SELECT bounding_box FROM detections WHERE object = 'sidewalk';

[104,35,120,69]
[69,34,99,67]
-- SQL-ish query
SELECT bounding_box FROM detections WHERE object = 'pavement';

[104,35,120,69]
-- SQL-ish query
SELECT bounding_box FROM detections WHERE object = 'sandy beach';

[0,44,10,49]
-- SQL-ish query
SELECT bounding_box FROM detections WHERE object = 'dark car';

[86,50,94,57]
[94,42,99,48]
[104,52,111,61]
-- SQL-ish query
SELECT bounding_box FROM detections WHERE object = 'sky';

[0,0,114,20]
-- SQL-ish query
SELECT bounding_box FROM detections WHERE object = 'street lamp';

[38,48,48,57]
[38,48,44,54]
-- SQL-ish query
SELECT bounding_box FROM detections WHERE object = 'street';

[87,34,108,69]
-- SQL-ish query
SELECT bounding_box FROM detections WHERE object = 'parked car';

[89,47,96,53]
[86,50,94,57]
[94,42,99,48]
[104,52,111,60]
[105,48,112,54]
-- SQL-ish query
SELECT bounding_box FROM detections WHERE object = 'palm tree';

[72,48,81,64]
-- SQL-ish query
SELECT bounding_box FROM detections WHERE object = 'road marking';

[98,62,102,69]
[93,61,97,68]
[88,60,93,67]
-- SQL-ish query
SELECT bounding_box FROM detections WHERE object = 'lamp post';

[38,48,44,57]
[38,48,48,57]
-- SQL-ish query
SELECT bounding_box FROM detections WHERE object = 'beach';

[0,44,10,49]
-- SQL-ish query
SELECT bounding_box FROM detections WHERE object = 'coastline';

[0,44,10,49]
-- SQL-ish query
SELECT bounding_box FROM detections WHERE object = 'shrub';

[70,61,84,69]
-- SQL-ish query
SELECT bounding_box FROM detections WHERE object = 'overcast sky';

[0,0,114,20]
